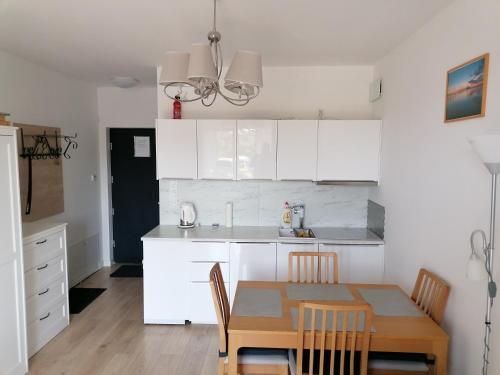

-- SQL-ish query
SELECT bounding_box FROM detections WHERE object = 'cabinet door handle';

[36,264,48,271]
[39,312,51,321]
[38,288,50,296]
[36,239,47,245]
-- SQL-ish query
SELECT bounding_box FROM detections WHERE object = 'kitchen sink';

[278,228,316,239]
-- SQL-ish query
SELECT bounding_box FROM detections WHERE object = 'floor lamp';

[468,134,500,375]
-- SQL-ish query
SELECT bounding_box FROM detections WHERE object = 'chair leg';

[218,358,225,375]
[279,364,290,375]
[223,362,289,375]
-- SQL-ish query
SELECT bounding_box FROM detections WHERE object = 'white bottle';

[280,202,292,228]
[225,202,233,228]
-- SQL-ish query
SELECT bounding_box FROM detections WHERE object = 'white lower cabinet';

[187,242,230,324]
[229,243,277,304]
[22,223,69,358]
[188,281,230,324]
[319,244,385,283]
[143,241,188,324]
[142,238,385,325]
[276,243,319,281]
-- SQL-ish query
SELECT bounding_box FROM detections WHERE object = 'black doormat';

[110,265,143,278]
[69,288,106,314]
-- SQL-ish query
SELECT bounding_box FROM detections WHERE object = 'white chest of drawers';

[22,222,69,357]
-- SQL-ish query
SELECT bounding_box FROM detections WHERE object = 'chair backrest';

[296,302,372,375]
[289,252,339,284]
[411,268,450,324]
[209,263,230,355]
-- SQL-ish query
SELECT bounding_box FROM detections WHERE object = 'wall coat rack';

[16,125,77,219]
[19,128,78,160]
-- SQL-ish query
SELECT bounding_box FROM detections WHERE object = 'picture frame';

[445,53,489,123]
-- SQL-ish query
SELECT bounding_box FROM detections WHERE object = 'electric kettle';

[179,202,196,228]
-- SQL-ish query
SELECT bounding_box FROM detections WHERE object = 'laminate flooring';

[28,266,219,375]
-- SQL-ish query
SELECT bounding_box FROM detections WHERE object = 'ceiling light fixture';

[111,76,140,89]
[159,0,263,107]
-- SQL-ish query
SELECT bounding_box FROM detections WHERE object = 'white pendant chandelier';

[159,0,263,107]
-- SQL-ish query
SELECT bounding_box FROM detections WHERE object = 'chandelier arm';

[217,86,260,103]
[202,90,218,107]
[217,88,251,106]
[201,84,218,99]
[163,84,203,103]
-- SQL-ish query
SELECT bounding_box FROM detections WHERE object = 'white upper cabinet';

[277,120,318,181]
[197,120,237,180]
[237,120,277,180]
[156,119,197,179]
[317,120,381,182]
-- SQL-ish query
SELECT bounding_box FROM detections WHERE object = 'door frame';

[98,125,154,266]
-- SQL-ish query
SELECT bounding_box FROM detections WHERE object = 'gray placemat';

[232,288,282,318]
[357,288,424,317]
[291,307,373,332]
[287,284,354,301]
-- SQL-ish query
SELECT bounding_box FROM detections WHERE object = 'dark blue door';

[110,128,159,263]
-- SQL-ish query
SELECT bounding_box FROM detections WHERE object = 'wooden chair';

[289,301,373,375]
[209,263,289,375]
[368,268,450,375]
[411,268,450,324]
[289,252,339,284]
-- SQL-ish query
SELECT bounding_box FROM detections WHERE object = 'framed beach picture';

[445,53,489,122]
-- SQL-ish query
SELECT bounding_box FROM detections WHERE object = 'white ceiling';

[0,0,453,85]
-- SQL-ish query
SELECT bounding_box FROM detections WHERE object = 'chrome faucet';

[291,204,305,229]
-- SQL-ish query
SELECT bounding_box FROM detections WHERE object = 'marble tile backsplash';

[159,180,372,228]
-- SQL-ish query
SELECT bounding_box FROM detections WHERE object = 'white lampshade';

[187,44,217,83]
[467,253,488,281]
[159,52,191,86]
[469,134,500,175]
[224,50,263,94]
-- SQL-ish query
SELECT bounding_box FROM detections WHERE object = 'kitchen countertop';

[141,225,384,245]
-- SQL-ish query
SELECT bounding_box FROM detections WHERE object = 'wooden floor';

[29,266,220,375]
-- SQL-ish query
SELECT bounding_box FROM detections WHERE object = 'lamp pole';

[483,173,497,375]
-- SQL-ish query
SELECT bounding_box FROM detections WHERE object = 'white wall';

[157,66,375,120]
[0,49,101,286]
[97,87,157,126]
[96,87,157,265]
[372,0,500,373]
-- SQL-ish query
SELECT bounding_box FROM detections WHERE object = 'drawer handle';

[40,312,51,321]
[36,264,49,271]
[36,239,48,245]
[38,288,50,296]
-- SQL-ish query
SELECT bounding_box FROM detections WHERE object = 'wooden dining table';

[227,281,449,375]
